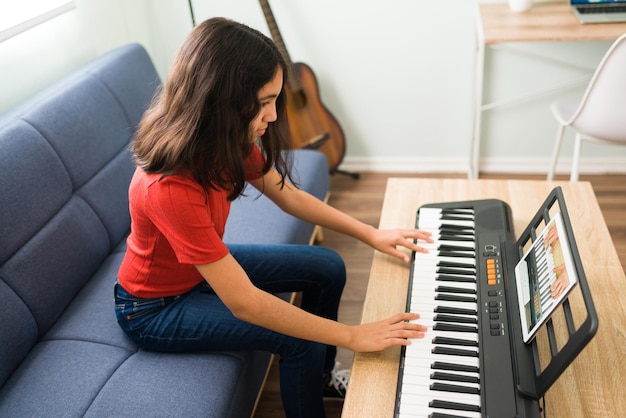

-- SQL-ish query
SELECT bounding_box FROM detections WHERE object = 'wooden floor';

[253,172,626,418]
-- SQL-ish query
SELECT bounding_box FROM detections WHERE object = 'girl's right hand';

[348,312,427,353]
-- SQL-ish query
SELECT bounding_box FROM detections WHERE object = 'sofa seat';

[0,43,330,417]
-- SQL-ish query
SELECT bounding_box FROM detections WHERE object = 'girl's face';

[249,67,283,142]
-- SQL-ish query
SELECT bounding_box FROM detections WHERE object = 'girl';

[115,17,431,417]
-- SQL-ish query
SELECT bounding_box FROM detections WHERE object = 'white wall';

[1,0,624,175]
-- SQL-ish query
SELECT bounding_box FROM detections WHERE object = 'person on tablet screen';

[544,223,568,299]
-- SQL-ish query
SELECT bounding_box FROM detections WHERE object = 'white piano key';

[419,241,476,250]
[398,389,481,411]
[404,349,480,369]
[398,402,481,418]
[401,376,481,397]
[410,281,477,292]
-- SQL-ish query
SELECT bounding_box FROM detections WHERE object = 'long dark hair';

[133,17,292,200]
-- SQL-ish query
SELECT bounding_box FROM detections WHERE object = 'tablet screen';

[515,212,578,343]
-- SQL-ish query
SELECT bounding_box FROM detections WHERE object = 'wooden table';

[342,178,626,417]
[469,1,626,179]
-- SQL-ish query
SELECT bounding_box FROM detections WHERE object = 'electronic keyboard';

[394,187,598,418]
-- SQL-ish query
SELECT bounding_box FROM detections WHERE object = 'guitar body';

[284,62,346,172]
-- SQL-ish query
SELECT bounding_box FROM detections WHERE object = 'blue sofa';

[0,43,329,417]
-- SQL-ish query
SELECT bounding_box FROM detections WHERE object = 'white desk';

[469,1,626,179]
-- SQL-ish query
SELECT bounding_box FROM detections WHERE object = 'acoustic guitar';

[259,0,352,175]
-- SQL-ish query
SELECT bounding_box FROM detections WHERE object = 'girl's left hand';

[369,228,434,263]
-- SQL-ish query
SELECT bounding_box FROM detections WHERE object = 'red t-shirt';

[118,146,265,298]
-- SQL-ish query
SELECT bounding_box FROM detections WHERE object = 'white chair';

[547,33,626,181]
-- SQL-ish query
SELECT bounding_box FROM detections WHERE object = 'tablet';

[514,212,578,343]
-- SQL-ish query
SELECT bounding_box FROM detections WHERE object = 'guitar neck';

[258,0,301,91]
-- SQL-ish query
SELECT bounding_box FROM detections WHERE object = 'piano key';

[430,399,481,413]
[432,347,479,358]
[434,286,476,295]
[404,347,480,368]
[432,361,479,374]
[420,240,476,249]
[433,323,478,333]
[438,244,476,252]
[437,252,476,259]
[431,382,480,395]
[430,371,480,384]
[435,274,476,283]
[411,300,479,314]
[432,336,478,347]
[411,281,477,292]
[434,306,478,316]
[399,387,480,409]
[398,400,481,418]
[433,314,477,324]
[399,382,481,407]
[435,294,477,304]
[436,260,477,269]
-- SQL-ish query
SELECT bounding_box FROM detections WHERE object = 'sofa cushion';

[224,149,329,245]
[0,44,160,386]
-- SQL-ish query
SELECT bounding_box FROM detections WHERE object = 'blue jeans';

[115,244,346,418]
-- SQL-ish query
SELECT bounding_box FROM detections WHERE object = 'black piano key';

[428,412,475,418]
[434,306,478,316]
[437,250,476,258]
[438,244,475,253]
[437,261,476,269]
[432,362,479,374]
[432,336,478,347]
[437,267,475,276]
[439,226,475,234]
[439,235,475,242]
[430,382,480,395]
[433,323,478,333]
[432,346,479,357]
[440,213,474,221]
[429,399,480,413]
[436,274,476,283]
[435,286,476,295]
[440,207,474,213]
[430,371,480,384]
[435,294,477,303]
[433,314,477,324]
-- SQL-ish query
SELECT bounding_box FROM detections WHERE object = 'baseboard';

[336,156,626,175]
